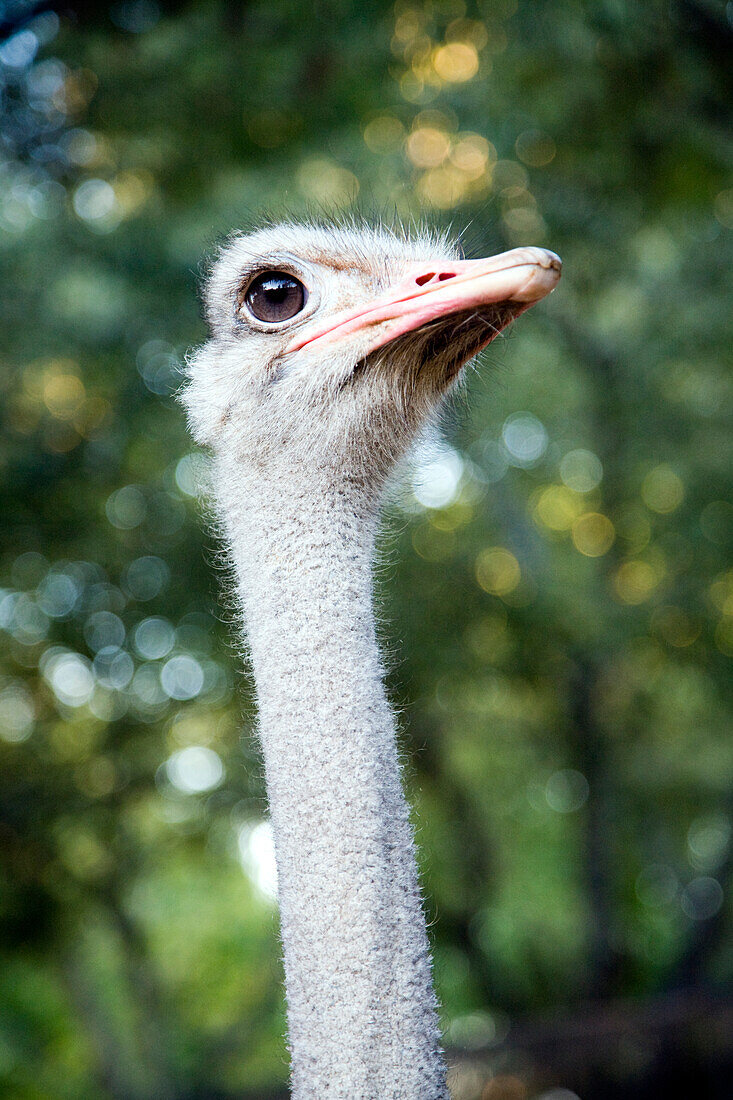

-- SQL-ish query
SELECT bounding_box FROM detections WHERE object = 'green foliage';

[1,1,730,1095]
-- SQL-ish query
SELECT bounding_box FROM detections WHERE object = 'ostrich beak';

[286,246,562,357]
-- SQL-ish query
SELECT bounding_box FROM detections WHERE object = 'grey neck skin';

[215,454,449,1100]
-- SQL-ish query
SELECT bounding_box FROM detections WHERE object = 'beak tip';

[535,247,562,273]
[513,250,562,303]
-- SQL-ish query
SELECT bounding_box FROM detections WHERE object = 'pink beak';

[286,246,562,358]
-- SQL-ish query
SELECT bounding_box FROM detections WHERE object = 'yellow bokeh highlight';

[399,71,428,103]
[406,39,443,96]
[534,485,583,531]
[394,9,422,43]
[428,501,473,532]
[363,115,405,154]
[714,188,733,229]
[493,159,529,191]
[572,513,615,557]
[113,169,155,216]
[413,107,458,131]
[450,133,494,179]
[43,367,86,420]
[45,424,81,454]
[641,465,684,513]
[504,209,546,239]
[169,711,217,748]
[709,571,733,616]
[75,756,117,799]
[416,165,468,208]
[465,611,511,664]
[500,184,536,211]
[297,159,359,206]
[55,822,112,881]
[476,547,521,596]
[412,523,455,562]
[49,718,102,763]
[613,560,660,604]
[515,130,556,167]
[406,127,451,168]
[432,42,479,82]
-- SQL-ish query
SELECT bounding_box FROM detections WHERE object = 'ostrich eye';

[244,271,306,323]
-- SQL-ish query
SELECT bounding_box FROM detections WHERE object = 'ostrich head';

[183,220,561,484]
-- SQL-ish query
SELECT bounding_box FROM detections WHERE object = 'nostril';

[415,270,457,286]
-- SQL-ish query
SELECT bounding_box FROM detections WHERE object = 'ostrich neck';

[216,454,448,1100]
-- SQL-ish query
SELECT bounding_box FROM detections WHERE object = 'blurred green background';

[1,1,731,1098]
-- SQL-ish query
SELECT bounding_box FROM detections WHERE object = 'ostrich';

[182,219,561,1099]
